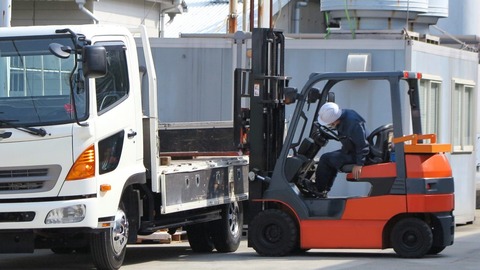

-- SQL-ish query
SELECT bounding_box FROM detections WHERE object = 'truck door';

[92,41,143,208]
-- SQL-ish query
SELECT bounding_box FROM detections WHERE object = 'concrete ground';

[0,211,479,270]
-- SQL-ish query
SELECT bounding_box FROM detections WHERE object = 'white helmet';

[318,102,342,125]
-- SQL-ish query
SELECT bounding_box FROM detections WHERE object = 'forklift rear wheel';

[211,202,243,252]
[390,218,433,258]
[427,245,446,255]
[250,209,298,256]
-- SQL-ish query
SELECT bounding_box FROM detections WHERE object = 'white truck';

[0,24,248,269]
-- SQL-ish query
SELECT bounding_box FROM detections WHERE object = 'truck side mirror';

[83,45,107,78]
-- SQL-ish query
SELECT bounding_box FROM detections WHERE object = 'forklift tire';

[90,206,129,270]
[427,245,446,255]
[186,223,215,253]
[211,202,243,252]
[250,209,298,256]
[390,218,433,258]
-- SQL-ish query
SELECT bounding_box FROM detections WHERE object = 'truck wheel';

[51,247,74,254]
[90,207,129,270]
[186,223,214,253]
[391,218,433,258]
[250,209,298,256]
[211,202,243,252]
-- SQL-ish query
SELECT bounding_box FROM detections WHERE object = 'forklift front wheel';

[390,217,433,258]
[250,209,298,256]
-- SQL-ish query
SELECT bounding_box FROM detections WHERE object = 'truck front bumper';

[0,195,108,230]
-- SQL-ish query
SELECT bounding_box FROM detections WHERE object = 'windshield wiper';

[0,119,47,137]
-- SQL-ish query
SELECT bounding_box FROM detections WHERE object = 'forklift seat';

[341,123,393,173]
[366,124,393,165]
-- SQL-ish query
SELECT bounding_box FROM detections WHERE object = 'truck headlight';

[45,204,86,224]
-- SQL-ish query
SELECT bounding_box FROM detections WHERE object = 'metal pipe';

[228,0,238,33]
[250,0,254,31]
[76,0,99,24]
[258,0,271,28]
[159,12,165,38]
[270,0,273,28]
[243,0,247,31]
[258,0,264,28]
[294,1,308,33]
[1,0,11,27]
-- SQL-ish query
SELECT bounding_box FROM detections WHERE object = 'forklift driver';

[314,102,369,198]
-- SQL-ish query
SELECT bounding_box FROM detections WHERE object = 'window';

[452,79,475,152]
[95,43,129,113]
[0,37,84,125]
[419,77,441,137]
[98,131,124,174]
[8,50,73,97]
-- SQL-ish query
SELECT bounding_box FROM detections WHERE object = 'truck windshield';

[0,36,86,126]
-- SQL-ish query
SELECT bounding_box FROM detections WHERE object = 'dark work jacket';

[336,109,369,166]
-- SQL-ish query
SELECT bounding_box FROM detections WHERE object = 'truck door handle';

[127,130,137,139]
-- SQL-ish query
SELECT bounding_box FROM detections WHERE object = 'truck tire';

[250,209,298,256]
[391,217,433,258]
[211,202,243,252]
[90,207,129,270]
[51,247,74,254]
[186,223,215,253]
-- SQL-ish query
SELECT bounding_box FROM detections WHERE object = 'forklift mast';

[234,28,291,200]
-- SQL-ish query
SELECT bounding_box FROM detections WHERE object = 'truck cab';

[0,24,248,270]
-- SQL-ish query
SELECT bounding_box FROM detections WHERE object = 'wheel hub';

[111,209,129,255]
[403,232,419,247]
[228,203,240,238]
[265,224,282,242]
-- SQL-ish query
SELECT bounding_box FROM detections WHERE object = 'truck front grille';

[0,166,61,194]
[0,169,48,179]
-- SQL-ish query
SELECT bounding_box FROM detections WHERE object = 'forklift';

[234,28,454,258]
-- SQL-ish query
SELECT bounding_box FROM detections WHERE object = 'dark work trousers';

[315,150,355,192]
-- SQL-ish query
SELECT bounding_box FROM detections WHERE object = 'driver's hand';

[352,165,363,180]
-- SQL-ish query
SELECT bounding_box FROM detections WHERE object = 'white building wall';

[93,0,160,37]
[11,0,91,26]
[410,41,478,223]
[11,0,161,37]
[280,37,477,223]
[434,0,480,209]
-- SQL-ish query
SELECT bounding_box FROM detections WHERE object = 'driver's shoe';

[300,179,316,191]
[319,190,328,198]
[310,189,327,198]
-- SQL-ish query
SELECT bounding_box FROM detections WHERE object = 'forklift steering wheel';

[318,124,340,141]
